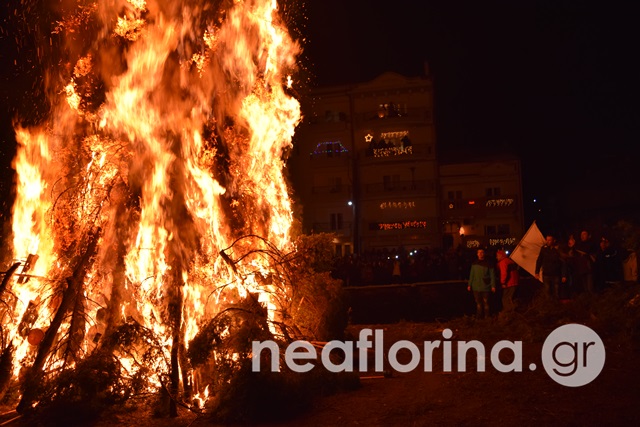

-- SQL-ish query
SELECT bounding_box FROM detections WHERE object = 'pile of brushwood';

[0,233,358,426]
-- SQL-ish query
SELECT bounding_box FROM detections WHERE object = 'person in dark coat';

[535,234,567,299]
[575,230,598,294]
[594,236,624,291]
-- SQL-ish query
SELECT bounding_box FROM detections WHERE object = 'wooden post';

[169,284,182,418]
[0,345,14,402]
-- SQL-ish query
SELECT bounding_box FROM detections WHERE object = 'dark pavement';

[344,277,540,324]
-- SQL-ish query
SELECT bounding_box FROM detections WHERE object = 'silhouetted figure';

[535,234,567,299]
[575,229,598,294]
[594,236,623,291]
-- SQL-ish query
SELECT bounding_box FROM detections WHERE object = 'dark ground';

[2,280,639,427]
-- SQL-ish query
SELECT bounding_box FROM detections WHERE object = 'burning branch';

[17,229,100,414]
[0,263,21,300]
[5,0,312,422]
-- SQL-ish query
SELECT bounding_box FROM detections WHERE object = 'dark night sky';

[299,0,639,226]
[1,0,638,227]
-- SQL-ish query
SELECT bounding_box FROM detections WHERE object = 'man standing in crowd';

[496,250,519,312]
[535,233,567,299]
[575,229,598,294]
[467,248,496,319]
[594,236,624,291]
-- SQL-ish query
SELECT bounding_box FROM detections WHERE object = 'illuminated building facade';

[289,72,525,255]
[289,72,438,254]
[438,153,525,252]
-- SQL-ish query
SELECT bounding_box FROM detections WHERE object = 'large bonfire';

[1,0,341,421]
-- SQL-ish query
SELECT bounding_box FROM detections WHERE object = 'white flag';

[510,221,545,282]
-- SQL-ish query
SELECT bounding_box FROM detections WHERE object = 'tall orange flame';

[6,0,301,399]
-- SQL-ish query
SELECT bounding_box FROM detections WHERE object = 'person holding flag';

[535,233,568,299]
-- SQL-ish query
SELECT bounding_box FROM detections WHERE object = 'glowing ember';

[4,0,302,413]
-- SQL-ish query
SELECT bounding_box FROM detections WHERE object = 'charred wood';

[168,272,184,418]
[16,255,38,285]
[16,301,38,339]
[99,196,132,353]
[0,263,21,297]
[16,231,100,414]
[0,345,14,402]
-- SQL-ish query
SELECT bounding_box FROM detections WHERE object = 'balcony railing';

[353,106,431,124]
[311,185,352,195]
[359,144,432,161]
[310,222,353,235]
[364,180,435,195]
[307,152,352,168]
[304,116,350,129]
[443,196,519,213]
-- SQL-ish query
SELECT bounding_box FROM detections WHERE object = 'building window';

[327,142,343,157]
[325,110,346,122]
[383,175,400,191]
[330,177,343,193]
[497,224,510,235]
[330,213,343,230]
[486,224,510,235]
[377,102,401,118]
[486,187,501,197]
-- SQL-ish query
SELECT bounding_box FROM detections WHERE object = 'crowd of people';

[467,228,637,318]
[331,227,639,318]
[533,229,635,297]
[331,246,473,287]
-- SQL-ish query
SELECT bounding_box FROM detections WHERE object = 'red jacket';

[497,257,519,288]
